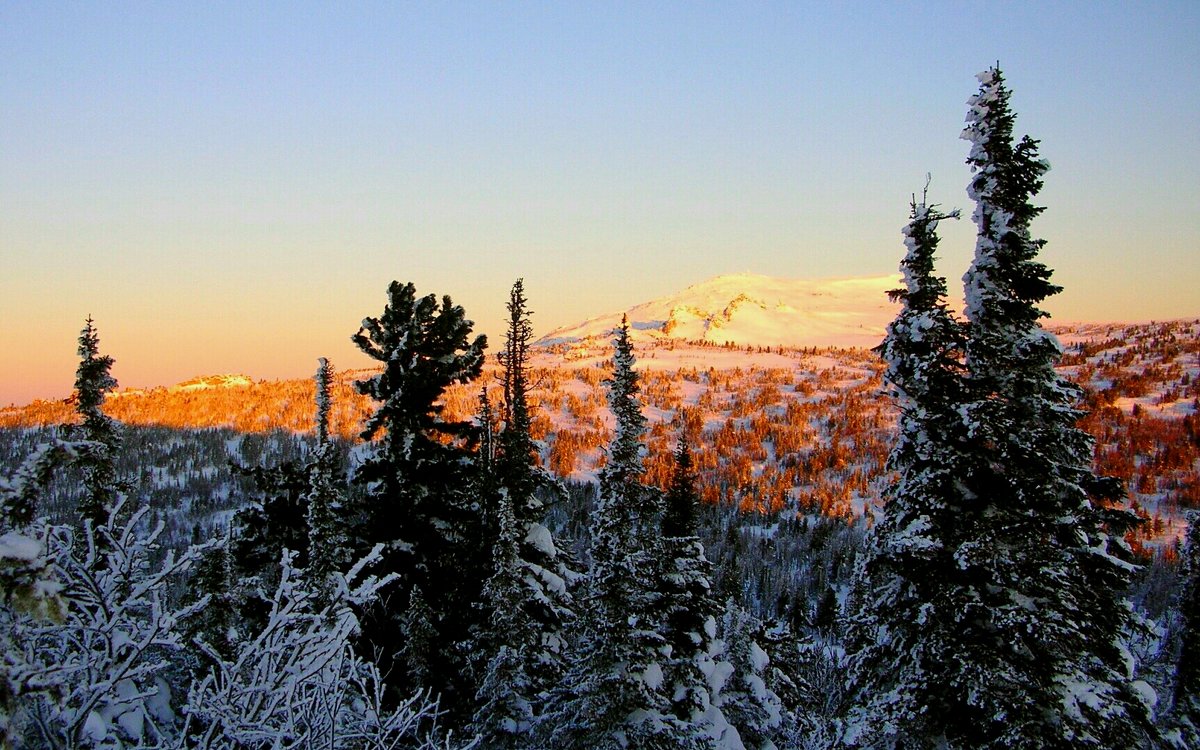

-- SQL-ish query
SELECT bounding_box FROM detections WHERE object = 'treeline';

[5,318,1197,545]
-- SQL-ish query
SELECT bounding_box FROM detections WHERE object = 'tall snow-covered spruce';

[542,316,698,749]
[470,280,578,748]
[659,435,749,749]
[843,190,969,748]
[68,316,122,537]
[1172,514,1200,746]
[957,66,1154,749]
[305,357,347,601]
[845,67,1156,749]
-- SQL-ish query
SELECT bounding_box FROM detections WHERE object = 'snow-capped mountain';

[537,273,900,349]
[169,374,254,392]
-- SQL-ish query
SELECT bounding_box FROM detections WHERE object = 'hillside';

[538,273,900,349]
[4,318,1198,549]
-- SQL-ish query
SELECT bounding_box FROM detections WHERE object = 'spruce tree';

[470,281,579,744]
[349,280,487,709]
[498,278,542,522]
[957,67,1151,747]
[660,434,744,749]
[189,539,237,663]
[228,458,310,633]
[305,357,347,600]
[68,316,121,535]
[719,605,783,750]
[470,468,539,748]
[843,192,971,747]
[494,280,578,703]
[845,69,1156,749]
[1172,515,1200,746]
[543,317,696,749]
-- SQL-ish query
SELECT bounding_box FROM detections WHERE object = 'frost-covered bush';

[181,546,457,750]
[4,491,210,748]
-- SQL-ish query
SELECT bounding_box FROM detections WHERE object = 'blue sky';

[2,2,1198,404]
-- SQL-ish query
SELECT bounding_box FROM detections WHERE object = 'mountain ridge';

[537,272,901,350]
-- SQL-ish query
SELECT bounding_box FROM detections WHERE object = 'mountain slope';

[537,273,900,349]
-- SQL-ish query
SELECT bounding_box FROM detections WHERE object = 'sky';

[2,2,1198,406]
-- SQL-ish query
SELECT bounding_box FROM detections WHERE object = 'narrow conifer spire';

[305,357,346,597]
[845,186,970,747]
[663,435,698,540]
[954,65,1154,749]
[542,315,699,748]
[71,316,121,537]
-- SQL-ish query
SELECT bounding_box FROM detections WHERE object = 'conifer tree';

[843,191,971,747]
[498,278,541,522]
[305,357,347,600]
[349,280,487,708]
[1170,516,1200,746]
[660,434,745,749]
[68,316,121,535]
[228,458,310,633]
[543,317,697,749]
[955,66,1153,749]
[468,280,578,743]
[845,69,1156,749]
[720,606,783,750]
[470,472,538,748]
[189,539,237,664]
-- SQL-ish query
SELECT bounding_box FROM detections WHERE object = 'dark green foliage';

[721,606,782,749]
[188,540,236,663]
[349,280,487,709]
[498,278,543,523]
[228,458,310,631]
[658,434,727,741]
[470,473,538,747]
[305,358,348,600]
[1172,517,1200,745]
[846,68,1156,749]
[663,436,699,540]
[957,67,1153,749]
[67,317,122,537]
[543,318,697,748]
[471,281,579,744]
[843,193,974,746]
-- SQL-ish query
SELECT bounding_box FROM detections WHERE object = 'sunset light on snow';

[2,3,1198,406]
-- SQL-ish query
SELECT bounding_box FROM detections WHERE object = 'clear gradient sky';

[2,2,1198,406]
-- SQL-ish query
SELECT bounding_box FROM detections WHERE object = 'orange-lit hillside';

[3,320,1197,543]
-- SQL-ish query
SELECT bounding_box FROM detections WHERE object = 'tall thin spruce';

[69,316,121,541]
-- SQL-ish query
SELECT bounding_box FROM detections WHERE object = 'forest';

[2,68,1199,750]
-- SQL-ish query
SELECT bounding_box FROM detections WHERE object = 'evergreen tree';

[228,458,311,633]
[68,316,121,536]
[468,280,579,744]
[305,357,347,600]
[349,280,487,709]
[845,69,1156,749]
[955,65,1153,749]
[663,435,699,541]
[189,539,237,664]
[720,606,783,750]
[498,278,542,523]
[843,191,972,747]
[660,434,745,749]
[1170,515,1200,746]
[542,317,696,749]
[470,472,538,748]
